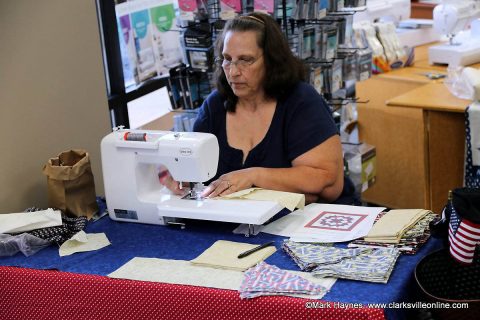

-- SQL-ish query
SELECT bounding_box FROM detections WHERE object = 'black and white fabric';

[465,104,480,188]
[17,207,87,245]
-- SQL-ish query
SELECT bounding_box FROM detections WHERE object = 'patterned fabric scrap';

[312,247,400,283]
[239,262,328,299]
[282,240,371,271]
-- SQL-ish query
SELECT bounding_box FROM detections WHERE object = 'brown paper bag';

[42,149,98,219]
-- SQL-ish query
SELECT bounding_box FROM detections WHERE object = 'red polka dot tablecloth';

[0,266,384,320]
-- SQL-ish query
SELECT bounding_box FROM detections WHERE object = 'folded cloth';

[191,240,276,272]
[239,262,328,299]
[311,247,401,283]
[363,209,431,243]
[282,240,371,271]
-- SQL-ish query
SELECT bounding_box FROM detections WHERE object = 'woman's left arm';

[203,135,344,203]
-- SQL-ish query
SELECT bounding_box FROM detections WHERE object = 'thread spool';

[123,132,147,141]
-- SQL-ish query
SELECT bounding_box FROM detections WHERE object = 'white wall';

[0,0,111,212]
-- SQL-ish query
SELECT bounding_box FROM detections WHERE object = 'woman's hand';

[201,168,256,198]
[158,166,186,196]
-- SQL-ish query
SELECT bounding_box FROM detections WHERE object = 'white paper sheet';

[0,208,62,234]
[108,257,336,299]
[262,203,385,243]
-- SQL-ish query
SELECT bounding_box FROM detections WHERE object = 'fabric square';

[239,262,327,299]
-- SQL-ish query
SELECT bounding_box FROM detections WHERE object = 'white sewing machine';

[429,0,480,66]
[353,0,411,25]
[100,128,282,229]
[352,0,440,48]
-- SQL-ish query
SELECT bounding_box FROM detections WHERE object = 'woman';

[163,12,354,204]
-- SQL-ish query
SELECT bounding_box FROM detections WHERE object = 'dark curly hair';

[215,12,306,112]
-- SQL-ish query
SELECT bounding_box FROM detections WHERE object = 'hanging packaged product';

[356,49,372,81]
[337,48,356,82]
[330,58,343,95]
[220,0,242,20]
[292,0,303,19]
[353,21,389,74]
[276,0,296,19]
[344,0,365,8]
[320,63,333,98]
[317,0,329,19]
[342,14,354,46]
[302,27,316,60]
[254,0,275,14]
[186,46,214,72]
[179,0,209,21]
[309,64,324,95]
[314,26,326,60]
[168,64,189,110]
[328,0,344,12]
[183,23,212,49]
[116,10,138,87]
[324,25,339,60]
[131,9,157,82]
[374,21,407,69]
[333,16,347,46]
[149,3,183,76]
[342,142,376,195]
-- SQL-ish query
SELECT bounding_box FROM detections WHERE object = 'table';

[0,209,442,320]
[356,45,471,213]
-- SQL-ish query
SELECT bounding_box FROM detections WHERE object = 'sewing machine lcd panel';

[101,128,282,231]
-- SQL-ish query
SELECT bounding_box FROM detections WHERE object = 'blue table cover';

[0,204,443,320]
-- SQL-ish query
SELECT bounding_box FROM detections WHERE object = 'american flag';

[448,204,480,264]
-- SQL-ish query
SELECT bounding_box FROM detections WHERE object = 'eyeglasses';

[215,55,263,71]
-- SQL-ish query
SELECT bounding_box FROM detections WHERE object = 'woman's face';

[221,30,265,100]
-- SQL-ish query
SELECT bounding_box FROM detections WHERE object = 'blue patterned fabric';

[283,240,400,283]
[239,262,327,299]
[282,241,370,271]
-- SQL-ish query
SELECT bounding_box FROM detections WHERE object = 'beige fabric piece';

[190,240,276,271]
[364,209,431,243]
[59,231,111,256]
[219,188,305,211]
[108,257,336,299]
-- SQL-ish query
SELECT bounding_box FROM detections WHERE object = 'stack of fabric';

[283,241,370,271]
[239,262,328,299]
[361,209,432,244]
[283,240,400,283]
[348,211,436,254]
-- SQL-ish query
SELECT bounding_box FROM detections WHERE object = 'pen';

[237,241,275,259]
